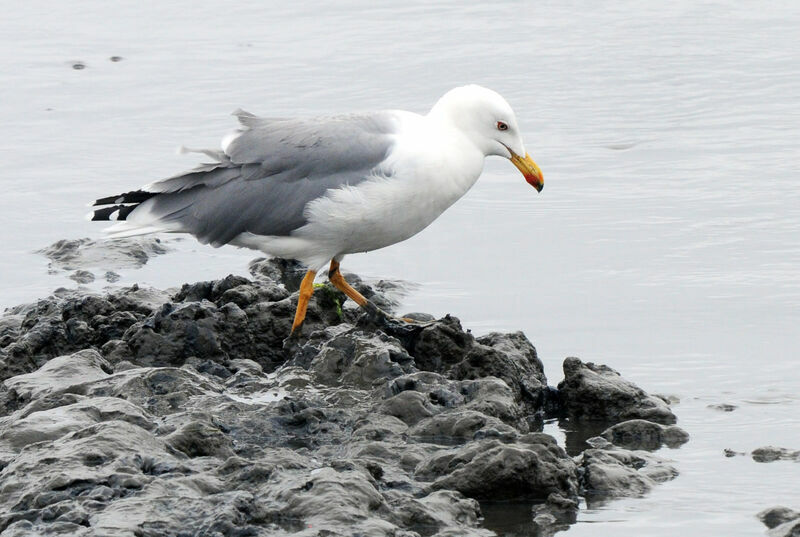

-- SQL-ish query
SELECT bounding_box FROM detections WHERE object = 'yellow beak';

[510,152,543,192]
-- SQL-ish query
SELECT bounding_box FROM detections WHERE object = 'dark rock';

[576,446,679,504]
[124,301,227,367]
[38,237,170,272]
[0,421,186,526]
[724,448,746,458]
[383,316,549,414]
[383,371,526,436]
[166,417,234,458]
[0,261,688,535]
[3,349,112,404]
[557,357,677,425]
[352,414,408,442]
[458,377,525,426]
[68,270,95,284]
[756,506,800,537]
[453,331,549,409]
[386,371,465,406]
[410,409,515,441]
[381,390,435,426]
[601,419,690,450]
[406,315,474,372]
[0,395,154,466]
[758,506,800,530]
[531,492,579,535]
[402,312,435,322]
[418,439,579,501]
[391,490,485,535]
[106,285,171,316]
[248,256,307,291]
[0,286,169,381]
[763,518,800,537]
[752,446,800,463]
[0,314,22,349]
[708,403,737,412]
[302,326,414,388]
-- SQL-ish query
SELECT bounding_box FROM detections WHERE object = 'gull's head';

[430,85,543,192]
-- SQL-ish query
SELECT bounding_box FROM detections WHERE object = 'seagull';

[90,85,543,334]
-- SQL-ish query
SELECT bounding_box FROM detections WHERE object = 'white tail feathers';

[102,222,166,238]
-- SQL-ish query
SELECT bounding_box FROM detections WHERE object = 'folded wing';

[91,111,398,247]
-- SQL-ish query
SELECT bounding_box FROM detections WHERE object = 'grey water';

[2,1,799,535]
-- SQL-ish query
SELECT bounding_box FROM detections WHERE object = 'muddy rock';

[0,257,687,535]
[576,445,679,504]
[400,318,549,411]
[410,409,516,441]
[600,419,690,450]
[557,357,677,425]
[0,420,190,530]
[300,326,415,388]
[381,389,435,426]
[418,438,579,501]
[39,237,171,272]
[708,403,737,412]
[248,256,309,292]
[0,285,169,380]
[391,490,489,535]
[758,506,800,536]
[69,270,95,284]
[0,396,152,459]
[3,349,111,403]
[531,492,579,536]
[762,517,800,537]
[759,506,800,529]
[752,446,800,463]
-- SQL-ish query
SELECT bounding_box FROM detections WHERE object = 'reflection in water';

[480,417,641,536]
[482,499,579,537]
[481,501,543,537]
[558,418,615,457]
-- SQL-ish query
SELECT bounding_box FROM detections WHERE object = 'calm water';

[2,1,799,535]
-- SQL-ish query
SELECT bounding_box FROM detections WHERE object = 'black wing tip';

[93,190,156,207]
[90,204,139,221]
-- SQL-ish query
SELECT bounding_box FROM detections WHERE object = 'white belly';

[298,179,448,254]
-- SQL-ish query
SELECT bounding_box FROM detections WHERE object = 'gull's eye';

[496,121,508,131]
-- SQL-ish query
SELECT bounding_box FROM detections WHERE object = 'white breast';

[296,112,485,256]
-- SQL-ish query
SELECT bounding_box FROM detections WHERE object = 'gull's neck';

[426,103,490,159]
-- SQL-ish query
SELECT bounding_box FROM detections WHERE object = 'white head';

[429,85,543,191]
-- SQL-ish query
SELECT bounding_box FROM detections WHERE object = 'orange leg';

[328,260,368,307]
[291,270,317,334]
[327,261,432,326]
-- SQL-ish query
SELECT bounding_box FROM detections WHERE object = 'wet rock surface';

[557,357,677,425]
[530,493,579,536]
[0,257,685,535]
[758,506,800,537]
[751,446,800,463]
[599,419,689,451]
[39,237,172,272]
[575,446,679,505]
[38,237,172,285]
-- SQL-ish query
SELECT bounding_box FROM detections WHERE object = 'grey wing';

[225,110,398,180]
[123,111,398,246]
